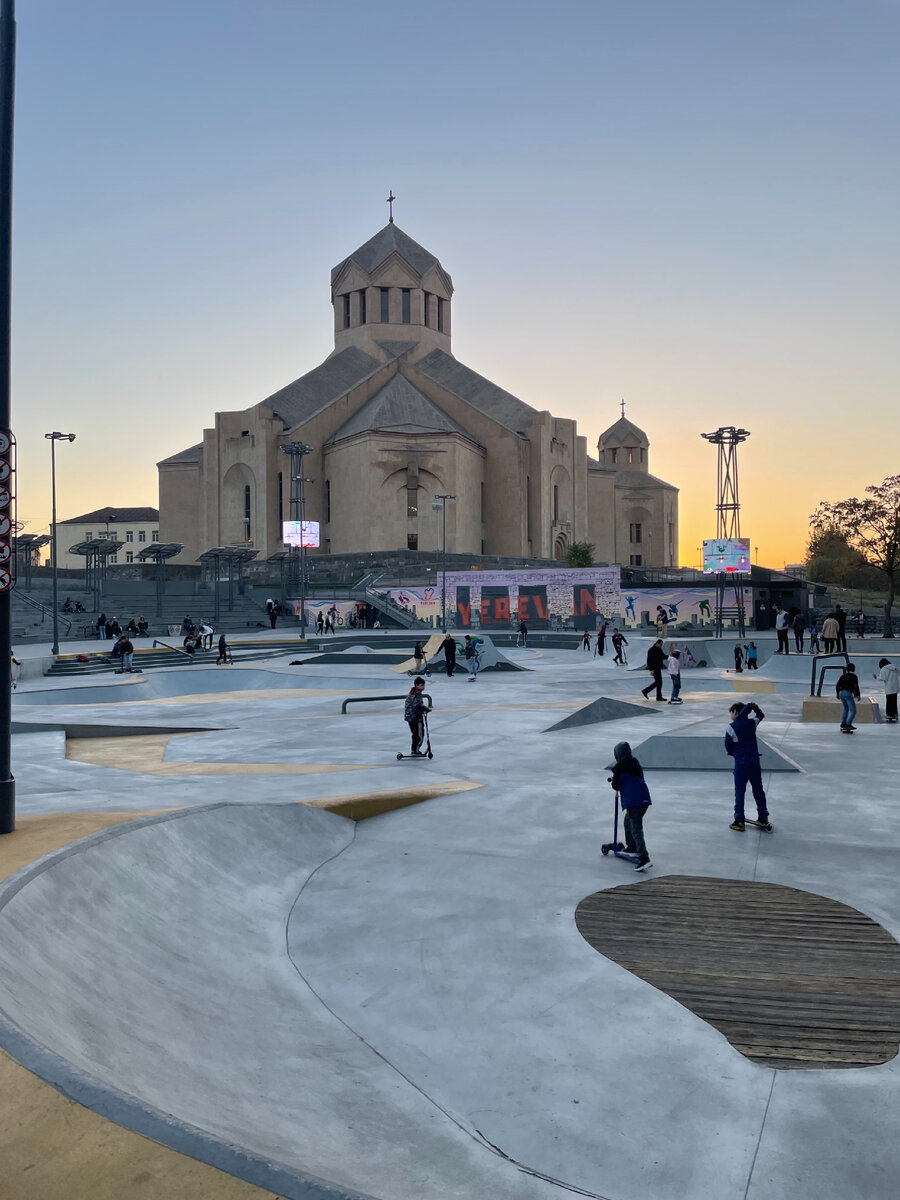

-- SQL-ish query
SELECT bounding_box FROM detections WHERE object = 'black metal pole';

[0,0,16,835]
[50,437,59,654]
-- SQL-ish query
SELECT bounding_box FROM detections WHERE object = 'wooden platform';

[575,875,900,1069]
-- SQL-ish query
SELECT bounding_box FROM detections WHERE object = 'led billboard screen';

[282,520,320,548]
[702,537,751,574]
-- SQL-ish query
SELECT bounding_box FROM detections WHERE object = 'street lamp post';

[281,442,314,639]
[432,493,455,632]
[45,432,75,656]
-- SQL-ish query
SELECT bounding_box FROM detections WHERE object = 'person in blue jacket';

[609,741,652,871]
[724,702,773,832]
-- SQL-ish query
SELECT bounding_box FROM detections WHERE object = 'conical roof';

[597,415,648,445]
[331,223,450,286]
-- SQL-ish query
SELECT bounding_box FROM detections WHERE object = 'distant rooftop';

[59,505,159,525]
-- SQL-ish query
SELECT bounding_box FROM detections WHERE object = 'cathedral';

[158,219,679,567]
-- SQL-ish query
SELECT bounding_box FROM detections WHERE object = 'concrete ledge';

[802,696,881,723]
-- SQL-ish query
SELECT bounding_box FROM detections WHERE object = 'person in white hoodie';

[874,658,899,724]
[667,649,683,703]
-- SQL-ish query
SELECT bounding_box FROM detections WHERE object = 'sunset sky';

[9,1,898,569]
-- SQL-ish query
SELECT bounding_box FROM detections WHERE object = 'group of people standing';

[775,604,866,655]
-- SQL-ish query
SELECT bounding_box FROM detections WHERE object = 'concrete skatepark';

[2,629,900,1199]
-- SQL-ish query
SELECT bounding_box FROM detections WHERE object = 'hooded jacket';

[610,742,652,809]
[725,704,764,764]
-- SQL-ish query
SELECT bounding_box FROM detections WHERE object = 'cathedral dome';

[330,222,453,361]
[597,415,649,471]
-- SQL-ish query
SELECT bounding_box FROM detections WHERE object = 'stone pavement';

[2,632,900,1199]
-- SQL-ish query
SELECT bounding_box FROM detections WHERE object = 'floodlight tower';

[701,426,750,637]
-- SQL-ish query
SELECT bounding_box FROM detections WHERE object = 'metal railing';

[152,639,197,662]
[15,592,73,636]
[341,693,433,715]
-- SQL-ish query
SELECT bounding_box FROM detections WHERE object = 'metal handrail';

[152,638,197,662]
[341,693,433,715]
[16,592,73,635]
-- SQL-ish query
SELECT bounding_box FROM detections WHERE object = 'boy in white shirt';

[667,649,682,704]
[874,658,899,724]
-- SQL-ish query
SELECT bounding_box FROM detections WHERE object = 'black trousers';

[777,629,790,653]
[444,655,455,676]
[886,693,898,720]
[407,719,424,753]
[643,669,663,700]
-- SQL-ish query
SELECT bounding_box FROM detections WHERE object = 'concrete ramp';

[0,804,555,1200]
[391,632,447,673]
[606,735,801,772]
[394,633,525,674]
[544,697,659,732]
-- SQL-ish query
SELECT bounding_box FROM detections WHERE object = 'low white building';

[53,506,160,569]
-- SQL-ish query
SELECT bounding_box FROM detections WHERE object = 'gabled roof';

[412,350,539,435]
[331,223,448,286]
[329,375,481,445]
[60,505,159,525]
[598,416,648,445]
[158,443,202,467]
[613,469,678,491]
[260,345,383,428]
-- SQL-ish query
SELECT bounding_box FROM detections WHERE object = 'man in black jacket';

[641,639,666,701]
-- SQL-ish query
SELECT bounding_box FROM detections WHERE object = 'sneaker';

[730,820,746,832]
[634,859,652,872]
[755,820,773,832]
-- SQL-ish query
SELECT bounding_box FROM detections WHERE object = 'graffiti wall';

[443,567,622,629]
[377,585,442,620]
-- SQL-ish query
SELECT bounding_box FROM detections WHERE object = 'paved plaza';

[2,631,900,1199]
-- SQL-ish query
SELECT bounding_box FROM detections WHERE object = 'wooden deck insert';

[575,875,900,1069]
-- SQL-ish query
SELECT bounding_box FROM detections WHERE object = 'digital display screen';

[702,537,751,574]
[282,520,320,548]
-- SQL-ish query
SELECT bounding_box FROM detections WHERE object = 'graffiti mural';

[442,567,621,629]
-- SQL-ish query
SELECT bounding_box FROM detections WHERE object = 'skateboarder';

[724,702,773,832]
[608,741,652,871]
[464,635,478,681]
[517,620,528,647]
[835,663,860,732]
[641,638,666,701]
[874,658,899,723]
[404,676,427,755]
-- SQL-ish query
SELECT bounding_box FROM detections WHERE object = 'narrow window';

[126,551,134,563]
[553,484,559,521]
[380,287,390,322]
[407,496,418,518]
[423,292,430,326]
[151,530,159,541]
[138,530,146,543]
[244,485,251,542]
[342,293,351,329]
[610,448,617,464]
[627,447,635,463]
[401,288,411,324]
[640,447,645,463]
[407,533,418,550]
[630,554,642,566]
[526,475,531,543]
[278,472,283,524]
[630,523,641,544]
[109,554,118,564]
[325,479,331,523]
[481,539,485,554]
[358,289,366,324]
[480,481,485,523]
[85,533,92,541]
[125,530,133,542]
[437,296,444,332]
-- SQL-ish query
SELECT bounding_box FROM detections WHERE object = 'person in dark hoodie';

[641,638,666,701]
[404,676,427,756]
[835,662,861,732]
[724,702,772,831]
[608,741,653,871]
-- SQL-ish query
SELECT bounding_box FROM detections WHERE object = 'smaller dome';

[598,416,649,447]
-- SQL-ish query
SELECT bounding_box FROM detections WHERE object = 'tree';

[810,475,900,637]
[806,526,884,589]
[565,541,595,569]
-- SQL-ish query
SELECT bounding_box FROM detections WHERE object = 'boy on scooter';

[608,741,653,871]
[404,677,427,756]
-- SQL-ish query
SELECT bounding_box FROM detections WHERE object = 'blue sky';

[11,0,900,564]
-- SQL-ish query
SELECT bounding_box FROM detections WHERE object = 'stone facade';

[158,222,679,567]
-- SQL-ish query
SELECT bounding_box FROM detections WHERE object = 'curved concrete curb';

[0,806,375,1200]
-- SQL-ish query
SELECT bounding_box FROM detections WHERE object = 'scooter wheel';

[427,750,433,759]
[396,752,403,760]
[601,845,610,856]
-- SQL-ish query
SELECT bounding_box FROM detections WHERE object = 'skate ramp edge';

[309,779,482,820]
[0,801,514,1200]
